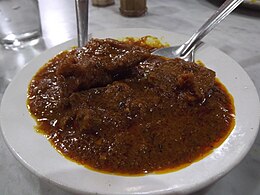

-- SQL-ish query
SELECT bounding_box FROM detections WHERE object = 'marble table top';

[0,0,259,194]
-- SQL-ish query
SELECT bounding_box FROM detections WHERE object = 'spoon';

[75,0,89,47]
[152,0,244,62]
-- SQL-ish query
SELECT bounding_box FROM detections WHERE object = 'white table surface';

[0,0,259,194]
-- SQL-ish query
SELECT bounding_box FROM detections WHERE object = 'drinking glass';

[0,0,42,49]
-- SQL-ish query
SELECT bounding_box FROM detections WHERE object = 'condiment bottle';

[91,0,114,7]
[120,0,147,17]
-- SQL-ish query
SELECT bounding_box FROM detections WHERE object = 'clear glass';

[0,0,42,49]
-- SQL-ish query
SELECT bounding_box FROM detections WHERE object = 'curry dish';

[27,37,235,175]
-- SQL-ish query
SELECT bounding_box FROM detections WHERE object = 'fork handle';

[75,0,89,47]
[179,0,244,57]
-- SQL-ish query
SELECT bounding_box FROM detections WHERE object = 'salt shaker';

[91,0,114,6]
[120,0,147,17]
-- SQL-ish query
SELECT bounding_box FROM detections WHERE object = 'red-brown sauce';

[27,37,235,175]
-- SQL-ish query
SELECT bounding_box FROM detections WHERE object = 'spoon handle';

[75,0,89,47]
[180,0,244,57]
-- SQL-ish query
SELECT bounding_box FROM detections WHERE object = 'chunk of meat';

[56,38,151,91]
[146,58,215,101]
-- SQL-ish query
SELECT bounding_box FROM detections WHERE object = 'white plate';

[1,28,259,195]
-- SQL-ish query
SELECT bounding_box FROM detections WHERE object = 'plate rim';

[1,27,260,195]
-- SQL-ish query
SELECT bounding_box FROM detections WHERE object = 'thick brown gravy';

[27,37,235,175]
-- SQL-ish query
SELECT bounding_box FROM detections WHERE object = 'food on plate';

[27,37,235,175]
